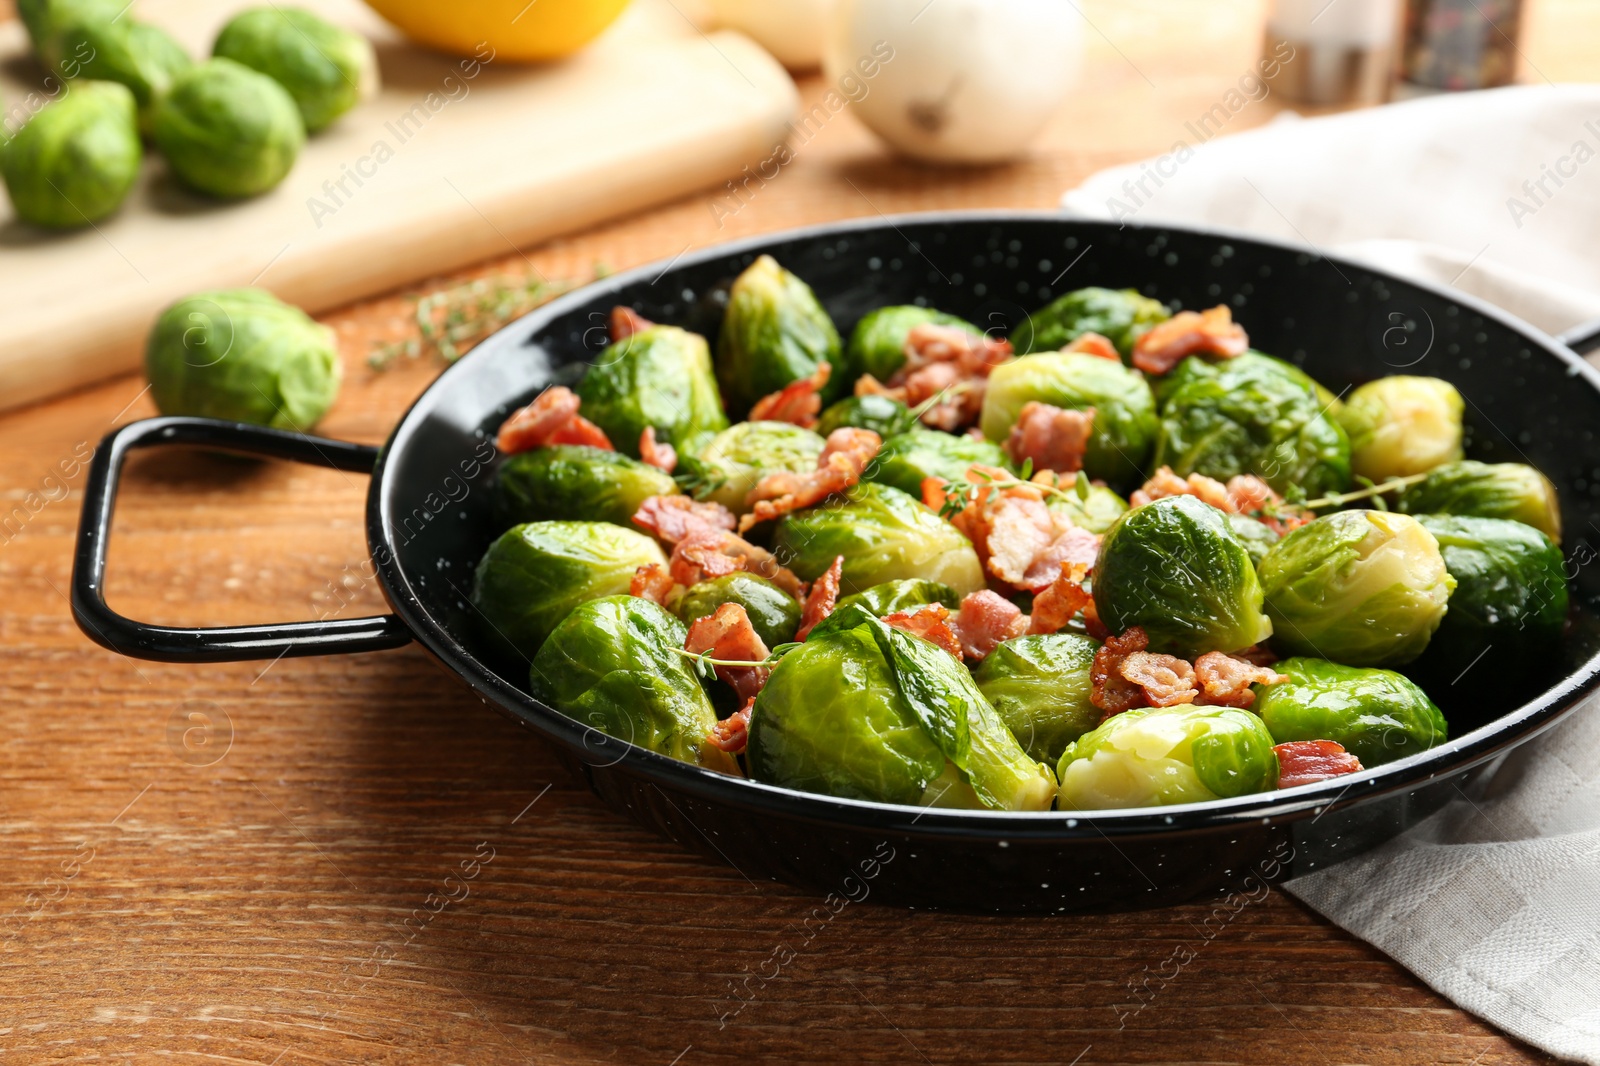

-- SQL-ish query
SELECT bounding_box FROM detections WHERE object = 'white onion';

[705,0,836,71]
[826,0,1081,164]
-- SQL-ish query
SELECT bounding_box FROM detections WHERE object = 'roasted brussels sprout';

[529,596,736,774]
[840,305,982,385]
[1153,355,1351,497]
[1338,376,1464,482]
[1048,480,1129,535]
[1395,460,1562,544]
[151,57,305,199]
[1225,513,1281,566]
[1152,351,1338,411]
[1253,657,1446,767]
[145,288,341,428]
[1092,495,1272,657]
[1056,704,1279,810]
[747,609,1055,809]
[492,445,676,527]
[62,20,191,130]
[17,0,120,69]
[684,420,824,513]
[716,255,841,414]
[1021,286,1170,356]
[1412,515,1568,680]
[979,351,1159,486]
[0,80,140,228]
[213,6,377,133]
[863,428,1013,499]
[1258,510,1455,667]
[470,521,665,658]
[973,632,1100,763]
[576,325,728,457]
[772,482,986,597]
[816,393,917,438]
[676,573,802,649]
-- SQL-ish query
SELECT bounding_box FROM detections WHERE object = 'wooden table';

[5,3,1597,1062]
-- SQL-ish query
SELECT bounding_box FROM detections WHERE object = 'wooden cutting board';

[0,0,796,413]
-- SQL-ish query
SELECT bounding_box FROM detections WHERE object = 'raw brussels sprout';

[1338,376,1464,481]
[675,573,802,649]
[1395,460,1562,544]
[492,445,676,527]
[1412,515,1568,680]
[979,351,1159,487]
[840,305,982,385]
[973,632,1100,763]
[1021,286,1170,357]
[213,7,377,133]
[470,520,665,658]
[62,20,191,131]
[576,325,728,457]
[1056,705,1279,810]
[1258,510,1455,667]
[747,610,1055,810]
[772,482,986,597]
[805,578,962,641]
[151,57,305,199]
[16,0,120,69]
[529,596,736,774]
[145,288,341,429]
[1253,657,1447,767]
[816,393,917,438]
[1093,495,1272,657]
[0,80,140,228]
[863,428,1013,499]
[1047,481,1128,535]
[1152,351,1339,411]
[1225,513,1281,566]
[1153,355,1351,497]
[685,421,824,513]
[716,255,841,414]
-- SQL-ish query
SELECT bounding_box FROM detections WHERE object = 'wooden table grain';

[4,3,1598,1062]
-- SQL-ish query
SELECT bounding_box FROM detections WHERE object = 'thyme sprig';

[678,642,802,680]
[1296,471,1431,511]
[935,461,1091,520]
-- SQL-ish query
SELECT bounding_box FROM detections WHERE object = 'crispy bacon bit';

[686,603,771,704]
[1063,331,1121,361]
[852,325,1014,431]
[1231,643,1279,667]
[638,427,678,474]
[610,306,654,342]
[1275,740,1363,789]
[1022,526,1100,592]
[950,590,1029,661]
[1119,651,1199,707]
[797,556,843,641]
[1131,305,1249,375]
[749,363,831,427]
[708,699,754,755]
[630,563,678,606]
[882,604,965,660]
[1194,652,1287,708]
[1082,597,1110,642]
[939,465,1102,593]
[1028,562,1093,635]
[633,494,736,544]
[668,527,806,598]
[1130,466,1311,533]
[495,386,616,455]
[741,428,881,533]
[1091,626,1151,718]
[1005,402,1094,475]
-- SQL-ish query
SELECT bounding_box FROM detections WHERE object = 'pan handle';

[1558,315,1600,357]
[72,417,413,663]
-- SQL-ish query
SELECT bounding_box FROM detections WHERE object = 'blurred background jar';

[1400,0,1526,90]
[1262,0,1401,106]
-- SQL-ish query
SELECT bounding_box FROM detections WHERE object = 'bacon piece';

[939,465,1102,593]
[748,363,831,427]
[740,427,881,533]
[1131,305,1249,375]
[1028,562,1092,635]
[610,306,654,342]
[1082,597,1110,642]
[1005,402,1094,475]
[1194,652,1287,708]
[637,427,678,474]
[630,563,678,606]
[668,527,805,598]
[708,699,754,755]
[1062,331,1121,361]
[633,495,736,544]
[1131,466,1311,533]
[495,386,616,455]
[797,556,843,641]
[882,604,965,660]
[983,494,1056,588]
[1091,626,1151,718]
[1231,643,1279,667]
[1021,526,1101,592]
[949,590,1029,661]
[849,326,1014,432]
[1275,740,1363,790]
[686,603,771,704]
[903,323,1013,377]
[1119,651,1199,707]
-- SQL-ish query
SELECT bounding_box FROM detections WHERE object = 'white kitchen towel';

[1062,85,1600,1062]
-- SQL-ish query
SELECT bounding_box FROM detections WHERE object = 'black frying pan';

[72,213,1600,913]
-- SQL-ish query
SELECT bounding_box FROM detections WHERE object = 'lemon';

[362,0,634,62]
